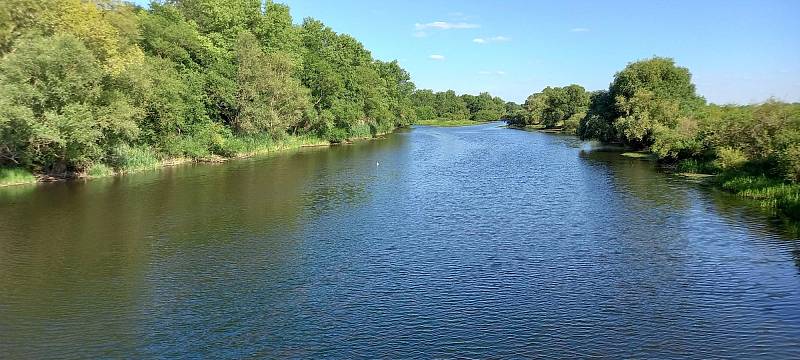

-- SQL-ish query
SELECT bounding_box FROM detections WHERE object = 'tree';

[512,85,589,131]
[235,31,311,137]
[607,57,705,148]
[0,34,140,171]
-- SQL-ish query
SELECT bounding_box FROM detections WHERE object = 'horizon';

[130,0,800,105]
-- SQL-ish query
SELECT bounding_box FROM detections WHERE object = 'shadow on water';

[579,141,799,239]
[0,131,408,358]
[575,136,800,277]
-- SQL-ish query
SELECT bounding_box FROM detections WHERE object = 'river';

[1,122,799,358]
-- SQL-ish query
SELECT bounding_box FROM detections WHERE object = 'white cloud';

[473,36,511,44]
[429,54,446,61]
[570,28,590,32]
[415,21,480,30]
[413,31,427,38]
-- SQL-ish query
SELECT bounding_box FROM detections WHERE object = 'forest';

[507,57,799,219]
[0,0,508,183]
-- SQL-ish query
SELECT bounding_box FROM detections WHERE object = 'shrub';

[714,146,749,171]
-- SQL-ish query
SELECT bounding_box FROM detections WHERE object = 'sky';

[133,0,800,105]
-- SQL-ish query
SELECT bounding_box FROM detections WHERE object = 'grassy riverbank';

[715,173,800,220]
[0,168,37,187]
[626,150,800,221]
[650,154,799,220]
[0,134,339,187]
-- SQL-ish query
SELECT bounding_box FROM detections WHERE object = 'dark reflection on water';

[1,123,798,358]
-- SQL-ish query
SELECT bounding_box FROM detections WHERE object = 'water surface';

[1,123,799,358]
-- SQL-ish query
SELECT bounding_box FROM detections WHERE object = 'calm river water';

[1,123,799,358]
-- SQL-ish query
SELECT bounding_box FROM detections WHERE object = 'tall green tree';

[0,34,141,171]
[235,31,312,137]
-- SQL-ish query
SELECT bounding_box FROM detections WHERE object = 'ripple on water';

[0,123,799,358]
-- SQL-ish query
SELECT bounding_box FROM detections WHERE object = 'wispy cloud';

[413,31,427,38]
[478,70,507,76]
[570,27,590,33]
[415,21,480,30]
[429,54,446,61]
[473,36,511,44]
[447,12,475,21]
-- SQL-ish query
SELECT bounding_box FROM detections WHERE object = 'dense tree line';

[506,84,590,132]
[0,0,421,175]
[508,57,799,218]
[411,90,509,123]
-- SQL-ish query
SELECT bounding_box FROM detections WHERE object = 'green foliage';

[461,92,507,121]
[235,31,311,137]
[718,174,800,220]
[607,57,705,149]
[86,163,114,177]
[0,0,421,181]
[564,55,799,221]
[0,34,140,172]
[675,159,717,174]
[577,90,616,141]
[0,167,36,186]
[714,147,748,171]
[411,89,509,124]
[686,102,800,181]
[109,144,160,172]
[507,84,589,132]
[610,57,705,115]
[415,118,479,127]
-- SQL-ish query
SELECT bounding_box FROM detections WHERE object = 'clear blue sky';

[133,1,800,104]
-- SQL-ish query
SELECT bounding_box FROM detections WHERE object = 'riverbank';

[414,119,485,127]
[505,125,799,221]
[622,149,799,221]
[507,124,575,134]
[0,132,393,188]
[620,149,799,221]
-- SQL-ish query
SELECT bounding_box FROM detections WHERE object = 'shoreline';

[414,119,487,127]
[0,131,394,189]
[505,124,798,221]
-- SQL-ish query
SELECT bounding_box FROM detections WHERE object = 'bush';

[325,127,348,143]
[675,159,718,174]
[714,146,748,171]
[783,144,800,182]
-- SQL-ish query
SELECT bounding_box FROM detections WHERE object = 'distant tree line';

[411,90,509,122]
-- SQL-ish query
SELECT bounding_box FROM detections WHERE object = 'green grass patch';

[0,167,36,186]
[110,144,162,173]
[414,118,482,127]
[227,134,329,157]
[86,163,115,178]
[718,174,800,220]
